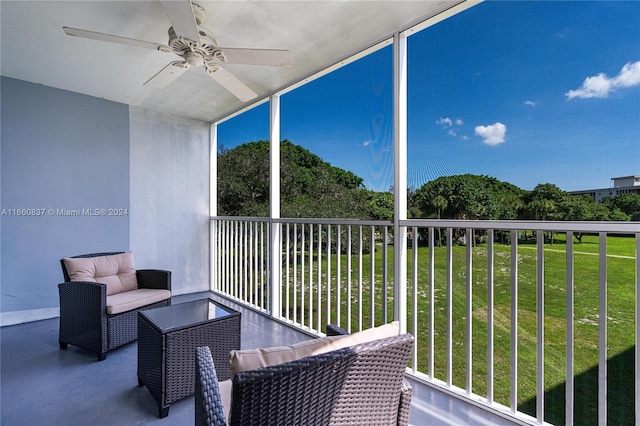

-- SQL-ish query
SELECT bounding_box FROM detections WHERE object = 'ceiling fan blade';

[144,61,190,88]
[213,48,294,67]
[204,64,257,102]
[63,27,169,51]
[160,0,201,43]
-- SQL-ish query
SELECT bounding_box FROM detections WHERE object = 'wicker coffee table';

[137,298,241,418]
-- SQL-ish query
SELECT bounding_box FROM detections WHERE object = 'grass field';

[281,233,637,425]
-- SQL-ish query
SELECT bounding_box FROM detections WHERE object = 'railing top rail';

[212,216,394,227]
[213,216,271,223]
[400,219,640,234]
[212,216,639,234]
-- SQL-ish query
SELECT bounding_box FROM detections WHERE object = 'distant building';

[570,175,640,202]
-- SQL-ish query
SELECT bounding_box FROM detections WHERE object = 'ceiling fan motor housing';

[167,26,219,56]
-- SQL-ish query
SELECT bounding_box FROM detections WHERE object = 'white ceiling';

[1,1,468,123]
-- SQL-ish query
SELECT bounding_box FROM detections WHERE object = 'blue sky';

[219,1,640,193]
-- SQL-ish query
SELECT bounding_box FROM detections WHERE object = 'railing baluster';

[234,220,238,299]
[215,221,220,292]
[254,222,258,307]
[466,228,473,395]
[487,229,494,404]
[301,224,305,328]
[309,224,314,330]
[260,222,265,309]
[243,221,248,302]
[446,227,453,387]
[293,223,298,325]
[327,224,332,327]
[412,226,418,372]
[566,231,574,426]
[383,225,389,324]
[358,225,363,332]
[336,224,341,328]
[428,227,435,378]
[598,232,607,426]
[223,220,227,292]
[347,225,352,333]
[510,229,518,414]
[536,231,545,424]
[370,225,375,328]
[285,223,290,320]
[317,223,322,332]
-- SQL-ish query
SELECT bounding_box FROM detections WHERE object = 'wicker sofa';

[195,322,413,426]
[58,251,171,360]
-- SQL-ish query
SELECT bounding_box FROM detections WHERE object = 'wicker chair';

[195,330,414,426]
[58,252,171,360]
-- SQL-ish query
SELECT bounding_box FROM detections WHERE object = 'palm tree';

[431,195,448,247]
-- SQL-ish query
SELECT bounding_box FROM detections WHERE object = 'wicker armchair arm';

[136,269,171,291]
[58,281,107,354]
[326,323,349,336]
[58,281,106,311]
[195,347,227,426]
[397,379,413,426]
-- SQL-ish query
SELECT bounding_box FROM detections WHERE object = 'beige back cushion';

[229,321,399,379]
[63,252,138,296]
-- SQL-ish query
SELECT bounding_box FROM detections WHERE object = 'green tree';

[602,193,640,221]
[217,142,270,217]
[524,183,567,220]
[414,174,524,220]
[431,195,448,246]
[218,140,369,219]
[367,190,394,221]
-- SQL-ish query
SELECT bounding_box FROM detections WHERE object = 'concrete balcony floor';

[0,292,517,425]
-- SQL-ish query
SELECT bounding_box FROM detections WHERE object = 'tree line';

[218,140,640,224]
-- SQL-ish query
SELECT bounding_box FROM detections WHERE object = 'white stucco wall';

[129,107,210,295]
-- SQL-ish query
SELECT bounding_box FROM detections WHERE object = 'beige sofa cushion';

[63,252,137,296]
[229,321,399,379]
[106,288,171,315]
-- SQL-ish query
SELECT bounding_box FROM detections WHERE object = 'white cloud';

[525,100,536,107]
[363,140,372,147]
[437,117,466,139]
[437,117,453,127]
[615,61,640,88]
[566,61,640,99]
[475,122,507,146]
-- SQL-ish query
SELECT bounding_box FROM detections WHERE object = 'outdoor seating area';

[0,292,515,425]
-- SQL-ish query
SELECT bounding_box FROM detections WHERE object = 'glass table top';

[141,298,236,333]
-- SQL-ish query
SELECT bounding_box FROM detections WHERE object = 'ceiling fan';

[63,0,293,102]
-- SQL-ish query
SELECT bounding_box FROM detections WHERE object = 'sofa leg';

[97,352,107,361]
[159,406,170,418]
[59,341,68,349]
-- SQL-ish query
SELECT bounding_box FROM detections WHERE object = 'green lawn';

[281,233,637,425]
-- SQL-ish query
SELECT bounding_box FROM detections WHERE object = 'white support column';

[210,123,218,292]
[269,94,282,318]
[393,31,408,335]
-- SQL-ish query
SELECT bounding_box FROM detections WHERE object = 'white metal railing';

[211,216,640,425]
